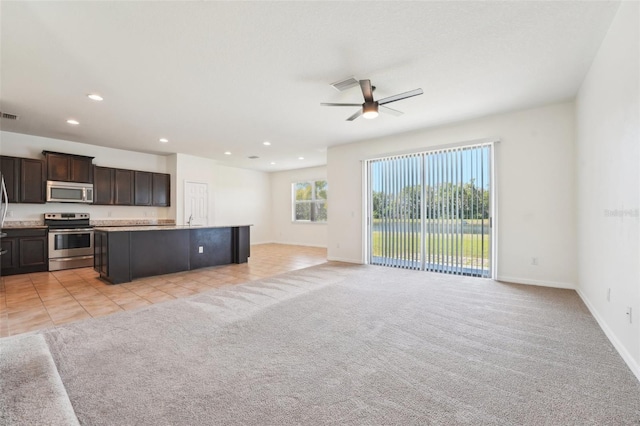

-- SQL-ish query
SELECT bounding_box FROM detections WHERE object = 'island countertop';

[93,224,253,232]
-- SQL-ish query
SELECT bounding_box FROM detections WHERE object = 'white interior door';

[184,181,208,226]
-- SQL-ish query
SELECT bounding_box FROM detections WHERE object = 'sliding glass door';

[367,143,492,278]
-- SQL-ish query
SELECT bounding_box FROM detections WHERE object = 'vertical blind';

[368,143,492,278]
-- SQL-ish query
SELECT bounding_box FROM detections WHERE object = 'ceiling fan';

[321,79,423,121]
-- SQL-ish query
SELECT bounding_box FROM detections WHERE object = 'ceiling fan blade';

[359,80,374,103]
[320,103,362,107]
[378,88,423,105]
[380,105,404,116]
[346,109,363,121]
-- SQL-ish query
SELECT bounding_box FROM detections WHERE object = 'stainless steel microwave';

[46,180,94,203]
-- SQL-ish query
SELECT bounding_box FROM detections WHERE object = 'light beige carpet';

[3,262,640,425]
[0,334,79,426]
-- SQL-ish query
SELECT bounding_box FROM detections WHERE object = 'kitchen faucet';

[187,214,193,226]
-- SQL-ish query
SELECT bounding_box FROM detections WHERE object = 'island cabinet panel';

[95,226,251,284]
[233,226,251,263]
[134,171,152,206]
[93,231,131,284]
[190,227,232,269]
[130,230,190,279]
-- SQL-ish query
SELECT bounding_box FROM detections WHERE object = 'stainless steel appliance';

[45,213,94,271]
[46,180,94,203]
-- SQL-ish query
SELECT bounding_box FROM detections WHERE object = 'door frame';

[363,140,498,279]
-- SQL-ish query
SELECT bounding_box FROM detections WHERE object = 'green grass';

[372,218,489,226]
[371,232,489,267]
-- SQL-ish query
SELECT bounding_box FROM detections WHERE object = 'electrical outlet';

[626,307,632,324]
[531,257,538,266]
[6,210,13,218]
[198,246,204,254]
[607,288,611,302]
[107,211,112,217]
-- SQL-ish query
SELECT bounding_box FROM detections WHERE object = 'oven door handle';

[49,228,94,233]
[51,255,94,262]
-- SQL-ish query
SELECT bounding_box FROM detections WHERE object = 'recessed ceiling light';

[87,94,103,101]
[66,119,79,125]
[159,138,169,143]
[298,157,304,160]
[224,151,232,155]
[270,162,276,165]
[263,141,271,146]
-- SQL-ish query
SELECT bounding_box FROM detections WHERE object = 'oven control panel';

[45,213,90,220]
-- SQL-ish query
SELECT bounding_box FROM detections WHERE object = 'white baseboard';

[251,241,326,248]
[326,256,363,264]
[250,240,273,246]
[497,276,576,290]
[577,289,640,383]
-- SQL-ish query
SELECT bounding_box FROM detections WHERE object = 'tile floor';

[0,244,327,338]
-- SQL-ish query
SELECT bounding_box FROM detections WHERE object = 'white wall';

[327,102,577,288]
[0,131,171,221]
[575,1,639,379]
[270,166,327,247]
[174,153,272,245]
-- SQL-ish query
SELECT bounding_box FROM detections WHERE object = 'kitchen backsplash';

[3,218,176,228]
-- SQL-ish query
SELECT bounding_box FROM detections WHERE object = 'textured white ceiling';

[0,1,619,171]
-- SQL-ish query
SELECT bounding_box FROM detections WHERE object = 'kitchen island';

[93,225,250,284]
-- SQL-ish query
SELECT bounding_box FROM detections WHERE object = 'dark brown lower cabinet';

[1,228,48,276]
[95,226,250,284]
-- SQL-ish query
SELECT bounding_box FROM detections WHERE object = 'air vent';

[248,156,259,159]
[0,112,19,120]
[331,77,359,92]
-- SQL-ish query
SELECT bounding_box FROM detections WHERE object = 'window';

[293,180,328,223]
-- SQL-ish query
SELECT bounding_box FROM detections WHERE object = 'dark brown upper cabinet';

[93,166,115,205]
[1,155,20,203]
[152,173,170,207]
[94,166,170,207]
[134,171,152,206]
[43,151,94,183]
[114,169,134,205]
[20,158,46,203]
[0,155,45,204]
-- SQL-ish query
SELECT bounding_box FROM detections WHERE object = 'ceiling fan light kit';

[362,102,379,119]
[321,79,423,121]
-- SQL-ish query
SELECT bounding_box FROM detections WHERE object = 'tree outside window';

[293,180,327,222]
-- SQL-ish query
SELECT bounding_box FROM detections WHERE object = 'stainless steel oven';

[45,213,94,271]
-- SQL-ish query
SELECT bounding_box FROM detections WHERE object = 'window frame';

[292,179,328,224]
